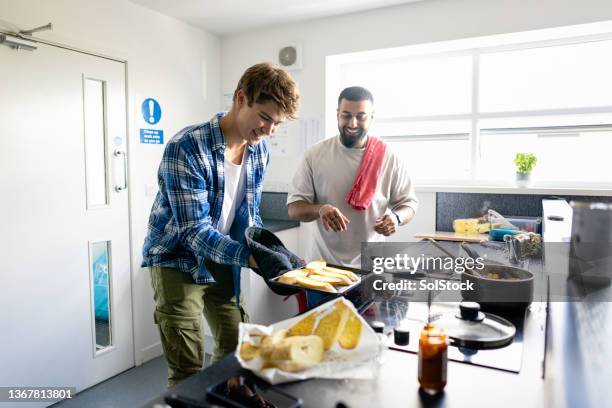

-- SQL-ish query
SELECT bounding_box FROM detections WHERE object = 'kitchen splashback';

[260,192,292,221]
[436,193,612,232]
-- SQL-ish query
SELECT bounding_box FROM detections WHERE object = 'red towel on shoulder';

[345,136,387,211]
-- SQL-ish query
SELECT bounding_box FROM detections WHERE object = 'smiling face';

[337,98,374,148]
[235,90,286,145]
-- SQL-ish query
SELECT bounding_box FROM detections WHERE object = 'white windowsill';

[414,184,612,196]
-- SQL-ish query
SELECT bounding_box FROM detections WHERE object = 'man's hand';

[318,204,350,232]
[374,213,398,236]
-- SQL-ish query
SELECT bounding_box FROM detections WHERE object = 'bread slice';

[239,342,260,361]
[269,335,324,372]
[323,266,359,282]
[314,301,350,350]
[311,269,352,285]
[338,313,363,349]
[295,276,337,293]
[260,329,288,360]
[309,274,346,286]
[278,269,309,285]
[288,312,319,336]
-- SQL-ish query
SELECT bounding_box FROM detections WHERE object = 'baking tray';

[268,263,366,295]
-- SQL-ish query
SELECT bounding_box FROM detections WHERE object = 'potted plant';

[513,153,537,187]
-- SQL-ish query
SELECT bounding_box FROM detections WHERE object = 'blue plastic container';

[489,228,521,241]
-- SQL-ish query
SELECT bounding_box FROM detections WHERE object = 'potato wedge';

[309,274,347,286]
[278,269,309,285]
[311,269,352,285]
[295,276,337,293]
[323,266,359,282]
[306,259,326,271]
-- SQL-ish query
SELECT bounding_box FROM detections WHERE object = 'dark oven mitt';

[245,227,306,296]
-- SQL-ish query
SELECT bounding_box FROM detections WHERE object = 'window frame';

[327,29,612,188]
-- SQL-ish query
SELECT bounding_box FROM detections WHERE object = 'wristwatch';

[392,211,402,226]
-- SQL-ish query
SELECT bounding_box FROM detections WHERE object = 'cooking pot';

[460,243,534,310]
[425,239,534,310]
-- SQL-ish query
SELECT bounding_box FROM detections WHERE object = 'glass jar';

[418,325,448,394]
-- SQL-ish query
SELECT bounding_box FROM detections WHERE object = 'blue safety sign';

[142,98,162,125]
[140,128,164,144]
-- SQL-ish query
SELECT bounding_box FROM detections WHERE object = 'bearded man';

[287,86,418,268]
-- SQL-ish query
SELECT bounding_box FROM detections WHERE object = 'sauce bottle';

[418,325,448,394]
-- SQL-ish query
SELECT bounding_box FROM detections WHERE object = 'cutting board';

[414,231,488,243]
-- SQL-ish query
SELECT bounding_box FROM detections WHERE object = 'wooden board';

[414,231,488,243]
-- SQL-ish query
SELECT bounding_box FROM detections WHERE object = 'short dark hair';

[337,86,374,107]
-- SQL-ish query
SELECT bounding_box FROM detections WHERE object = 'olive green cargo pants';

[149,263,246,388]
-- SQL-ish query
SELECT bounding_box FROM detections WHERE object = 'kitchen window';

[327,29,612,187]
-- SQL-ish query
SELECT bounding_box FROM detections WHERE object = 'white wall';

[220,0,612,252]
[221,0,612,187]
[0,0,221,365]
[5,0,612,373]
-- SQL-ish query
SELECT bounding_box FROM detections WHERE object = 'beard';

[339,125,368,148]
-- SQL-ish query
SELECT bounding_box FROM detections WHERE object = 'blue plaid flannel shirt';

[142,112,268,284]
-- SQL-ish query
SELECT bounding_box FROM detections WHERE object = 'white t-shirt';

[287,135,418,268]
[218,149,247,235]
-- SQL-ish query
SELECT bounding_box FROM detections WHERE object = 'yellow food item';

[314,301,350,350]
[240,299,365,372]
[312,270,352,285]
[306,259,326,271]
[323,266,359,282]
[477,223,491,233]
[295,276,337,293]
[288,312,319,336]
[278,269,309,285]
[309,274,345,286]
[338,313,363,350]
[268,335,324,372]
[453,218,480,233]
[239,342,260,361]
[260,329,288,360]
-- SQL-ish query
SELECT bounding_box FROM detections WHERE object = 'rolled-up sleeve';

[388,153,419,214]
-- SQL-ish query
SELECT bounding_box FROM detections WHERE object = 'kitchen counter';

[261,218,299,233]
[144,199,612,408]
[542,199,612,408]
[144,241,550,408]
[260,192,300,233]
[148,332,546,407]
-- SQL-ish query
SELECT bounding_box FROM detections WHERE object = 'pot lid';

[432,302,516,349]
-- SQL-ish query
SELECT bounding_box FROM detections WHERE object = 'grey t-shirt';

[287,135,418,268]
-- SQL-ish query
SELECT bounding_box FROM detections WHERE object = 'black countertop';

[260,192,299,232]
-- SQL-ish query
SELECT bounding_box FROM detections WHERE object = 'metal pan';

[460,243,534,310]
[426,239,534,310]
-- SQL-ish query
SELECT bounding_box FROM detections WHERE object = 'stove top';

[361,296,527,373]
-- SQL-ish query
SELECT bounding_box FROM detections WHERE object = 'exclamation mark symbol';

[148,100,155,123]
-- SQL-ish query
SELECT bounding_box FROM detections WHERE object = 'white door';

[0,40,133,403]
